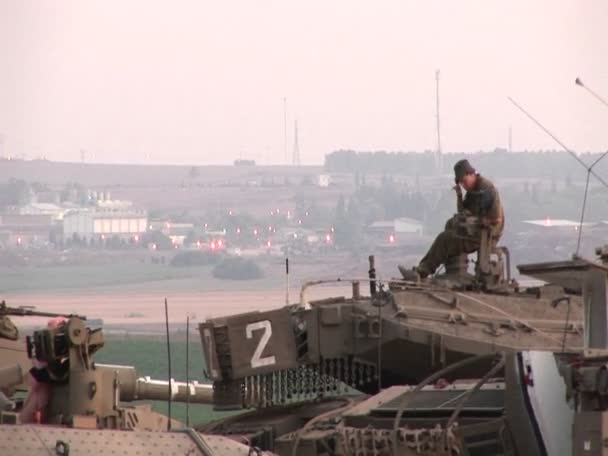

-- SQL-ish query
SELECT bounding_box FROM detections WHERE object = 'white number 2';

[246,320,276,368]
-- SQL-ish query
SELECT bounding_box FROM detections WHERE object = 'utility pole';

[508,126,513,152]
[283,97,288,165]
[435,69,442,174]
[292,120,300,166]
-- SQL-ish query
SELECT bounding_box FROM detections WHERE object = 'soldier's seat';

[438,214,510,290]
[475,229,510,290]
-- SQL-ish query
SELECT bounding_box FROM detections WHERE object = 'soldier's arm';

[454,185,465,212]
[480,188,502,226]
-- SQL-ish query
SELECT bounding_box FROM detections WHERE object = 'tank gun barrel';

[0,300,86,320]
[96,364,213,404]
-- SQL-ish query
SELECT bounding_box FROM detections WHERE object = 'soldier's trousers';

[417,218,479,276]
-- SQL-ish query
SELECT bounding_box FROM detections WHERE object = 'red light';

[211,241,216,250]
[196,241,201,248]
[545,217,551,227]
[229,210,233,216]
[16,237,22,245]
[330,227,335,233]
[236,228,241,234]
[254,229,258,236]
[268,226,272,231]
[389,234,395,243]
[218,239,223,248]
[134,235,139,242]
[298,219,302,225]
[267,240,271,248]
[325,234,331,243]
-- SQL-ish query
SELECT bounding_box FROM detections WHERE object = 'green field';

[96,334,240,425]
[0,261,286,294]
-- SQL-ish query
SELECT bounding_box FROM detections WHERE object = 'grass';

[95,334,240,425]
[0,261,285,293]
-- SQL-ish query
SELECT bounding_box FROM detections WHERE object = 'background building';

[63,208,148,242]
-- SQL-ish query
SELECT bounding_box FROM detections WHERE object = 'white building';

[394,217,424,235]
[368,217,424,236]
[17,203,65,221]
[317,174,331,187]
[63,208,148,241]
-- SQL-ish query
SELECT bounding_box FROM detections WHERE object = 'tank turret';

[2,316,213,431]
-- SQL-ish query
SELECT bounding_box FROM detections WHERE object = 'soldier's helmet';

[454,159,476,182]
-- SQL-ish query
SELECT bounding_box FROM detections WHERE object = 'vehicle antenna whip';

[508,96,608,255]
[576,77,608,109]
[285,255,290,306]
[186,314,191,427]
[164,298,172,431]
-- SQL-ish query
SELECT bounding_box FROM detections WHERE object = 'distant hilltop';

[0,158,321,186]
[325,149,608,180]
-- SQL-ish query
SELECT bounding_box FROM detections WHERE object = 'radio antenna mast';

[576,77,608,109]
[508,96,608,256]
[283,97,288,165]
[435,69,442,174]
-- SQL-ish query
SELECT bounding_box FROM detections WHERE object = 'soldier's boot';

[398,264,430,281]
[398,265,418,281]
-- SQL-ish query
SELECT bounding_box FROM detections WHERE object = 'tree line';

[325,149,608,180]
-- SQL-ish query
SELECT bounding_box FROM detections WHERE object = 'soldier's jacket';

[457,175,504,238]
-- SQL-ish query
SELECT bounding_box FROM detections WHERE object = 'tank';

[0,315,269,455]
[195,221,600,455]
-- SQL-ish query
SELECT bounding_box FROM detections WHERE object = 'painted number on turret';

[246,320,276,368]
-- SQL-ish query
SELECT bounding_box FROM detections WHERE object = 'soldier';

[399,159,504,280]
[19,316,67,423]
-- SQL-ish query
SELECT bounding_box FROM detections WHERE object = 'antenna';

[283,97,288,165]
[185,314,191,427]
[285,256,290,305]
[293,119,301,166]
[164,298,172,431]
[576,77,608,109]
[508,96,608,255]
[435,69,442,174]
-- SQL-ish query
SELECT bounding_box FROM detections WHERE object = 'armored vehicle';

[197,217,606,455]
[0,314,265,455]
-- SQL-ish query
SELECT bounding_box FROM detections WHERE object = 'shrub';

[170,250,220,267]
[212,258,264,280]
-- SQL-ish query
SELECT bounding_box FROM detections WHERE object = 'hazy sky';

[0,1,607,165]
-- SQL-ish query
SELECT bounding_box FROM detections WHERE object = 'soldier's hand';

[452,184,463,196]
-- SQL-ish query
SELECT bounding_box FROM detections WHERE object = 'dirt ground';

[6,283,355,329]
